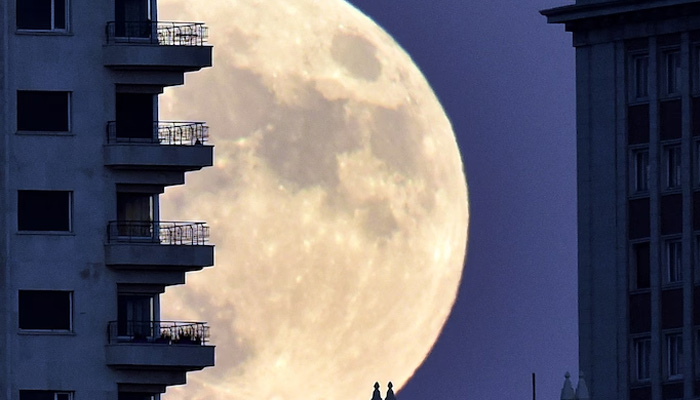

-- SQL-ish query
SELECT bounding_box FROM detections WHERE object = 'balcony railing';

[107,221,210,245]
[106,121,208,145]
[106,21,208,46]
[108,320,210,345]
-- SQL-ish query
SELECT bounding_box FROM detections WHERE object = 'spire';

[560,372,575,400]
[385,382,397,400]
[575,371,589,400]
[371,382,383,400]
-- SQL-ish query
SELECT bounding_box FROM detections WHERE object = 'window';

[665,50,682,96]
[16,0,68,31]
[632,242,650,289]
[632,148,650,193]
[20,391,72,400]
[115,93,154,140]
[664,144,682,189]
[116,192,154,238]
[17,91,70,132]
[17,190,71,231]
[117,294,154,339]
[115,0,152,39]
[633,55,649,99]
[667,333,683,379]
[665,239,683,283]
[634,337,651,381]
[18,290,72,331]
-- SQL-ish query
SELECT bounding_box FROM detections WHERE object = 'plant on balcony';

[155,327,171,344]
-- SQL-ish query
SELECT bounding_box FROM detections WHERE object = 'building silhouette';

[542,1,700,399]
[3,1,214,399]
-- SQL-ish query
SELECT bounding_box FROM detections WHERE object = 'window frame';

[633,336,651,382]
[666,332,684,380]
[663,49,682,97]
[16,0,70,33]
[631,53,650,100]
[16,90,71,133]
[664,238,683,284]
[630,146,650,194]
[18,290,73,332]
[664,143,682,190]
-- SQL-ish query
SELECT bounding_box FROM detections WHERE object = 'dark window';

[633,242,650,289]
[664,51,681,96]
[660,100,682,140]
[630,292,651,333]
[632,148,650,193]
[18,290,71,330]
[117,294,154,338]
[693,98,700,136]
[116,192,153,237]
[629,198,650,239]
[662,289,683,329]
[17,91,69,132]
[662,383,683,399]
[661,194,682,235]
[632,55,649,99]
[17,0,67,31]
[630,387,651,400]
[693,285,700,325]
[18,190,71,231]
[629,104,649,144]
[115,93,154,140]
[694,192,700,230]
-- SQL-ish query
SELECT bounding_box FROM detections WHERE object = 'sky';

[343,1,579,399]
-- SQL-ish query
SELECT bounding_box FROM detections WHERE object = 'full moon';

[158,1,469,400]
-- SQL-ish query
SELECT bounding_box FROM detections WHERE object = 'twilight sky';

[344,1,579,399]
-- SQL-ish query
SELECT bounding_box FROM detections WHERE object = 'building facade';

[543,1,700,399]
[1,1,215,399]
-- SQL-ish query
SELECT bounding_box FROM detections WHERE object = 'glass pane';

[17,0,52,30]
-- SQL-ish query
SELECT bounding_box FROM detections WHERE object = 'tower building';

[2,1,215,399]
[542,1,700,399]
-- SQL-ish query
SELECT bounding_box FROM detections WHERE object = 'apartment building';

[543,1,700,399]
[1,0,215,399]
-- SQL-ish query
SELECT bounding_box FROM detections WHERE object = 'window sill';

[16,131,73,137]
[15,30,72,36]
[16,231,74,236]
[662,282,684,289]
[18,330,74,336]
[629,287,651,294]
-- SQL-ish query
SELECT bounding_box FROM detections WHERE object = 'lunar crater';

[331,32,382,81]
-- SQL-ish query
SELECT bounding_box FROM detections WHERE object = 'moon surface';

[158,1,469,399]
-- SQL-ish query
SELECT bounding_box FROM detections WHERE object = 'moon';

[158,1,469,399]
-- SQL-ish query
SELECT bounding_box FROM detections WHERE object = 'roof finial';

[576,371,589,400]
[385,381,397,400]
[560,372,575,400]
[371,382,383,400]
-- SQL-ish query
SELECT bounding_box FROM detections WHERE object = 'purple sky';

[344,1,579,399]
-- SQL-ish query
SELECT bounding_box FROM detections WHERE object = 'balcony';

[105,320,215,379]
[103,21,212,72]
[104,121,213,172]
[104,221,214,273]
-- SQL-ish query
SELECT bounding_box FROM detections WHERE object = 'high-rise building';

[2,1,215,399]
[542,1,700,399]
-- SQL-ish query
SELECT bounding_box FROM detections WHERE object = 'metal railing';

[106,21,208,46]
[107,221,210,245]
[108,320,210,345]
[106,121,209,145]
